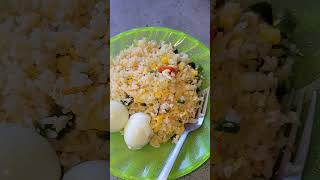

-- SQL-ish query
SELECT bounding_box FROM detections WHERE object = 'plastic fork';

[157,87,210,180]
[275,90,317,180]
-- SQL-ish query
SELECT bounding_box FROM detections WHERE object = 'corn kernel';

[153,123,161,132]
[259,24,281,45]
[177,126,185,134]
[151,63,157,69]
[154,91,162,98]
[178,62,185,70]
[132,61,138,67]
[135,97,142,103]
[191,69,198,76]
[156,115,164,122]
[161,55,169,64]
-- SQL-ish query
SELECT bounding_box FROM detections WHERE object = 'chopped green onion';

[275,10,297,37]
[121,95,134,106]
[188,62,196,69]
[196,64,203,75]
[177,99,185,104]
[215,117,240,133]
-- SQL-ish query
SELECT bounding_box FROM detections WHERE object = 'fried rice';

[0,0,108,172]
[213,2,298,179]
[111,39,202,147]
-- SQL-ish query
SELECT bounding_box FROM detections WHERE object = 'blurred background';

[110,0,210,47]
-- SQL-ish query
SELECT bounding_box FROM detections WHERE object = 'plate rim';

[110,26,210,180]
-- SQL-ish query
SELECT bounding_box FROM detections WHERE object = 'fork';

[157,87,210,180]
[275,90,317,180]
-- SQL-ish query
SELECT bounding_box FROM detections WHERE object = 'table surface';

[110,0,210,179]
[110,0,210,47]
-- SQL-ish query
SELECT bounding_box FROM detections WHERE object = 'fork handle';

[157,131,190,180]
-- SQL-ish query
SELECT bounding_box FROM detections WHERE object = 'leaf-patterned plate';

[110,27,210,180]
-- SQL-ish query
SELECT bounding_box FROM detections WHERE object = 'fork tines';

[197,87,210,117]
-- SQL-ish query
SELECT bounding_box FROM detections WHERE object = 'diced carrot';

[157,66,177,74]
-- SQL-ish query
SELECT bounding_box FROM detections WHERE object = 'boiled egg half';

[124,112,153,150]
[110,101,129,132]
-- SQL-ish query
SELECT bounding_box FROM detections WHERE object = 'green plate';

[110,27,210,180]
[272,0,320,179]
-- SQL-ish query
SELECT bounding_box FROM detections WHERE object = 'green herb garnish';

[215,117,240,133]
[275,10,297,37]
[120,95,134,106]
[188,62,196,69]
[196,64,203,74]
[272,42,302,57]
[177,98,185,104]
[57,113,76,139]
[34,122,47,137]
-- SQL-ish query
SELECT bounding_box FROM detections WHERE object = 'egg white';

[124,112,153,150]
[110,101,129,132]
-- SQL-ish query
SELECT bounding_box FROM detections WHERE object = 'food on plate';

[111,39,202,147]
[124,112,153,150]
[0,0,108,174]
[62,160,107,180]
[0,123,61,180]
[213,1,299,179]
[110,101,129,132]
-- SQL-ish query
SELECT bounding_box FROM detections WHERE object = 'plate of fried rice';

[110,27,210,179]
